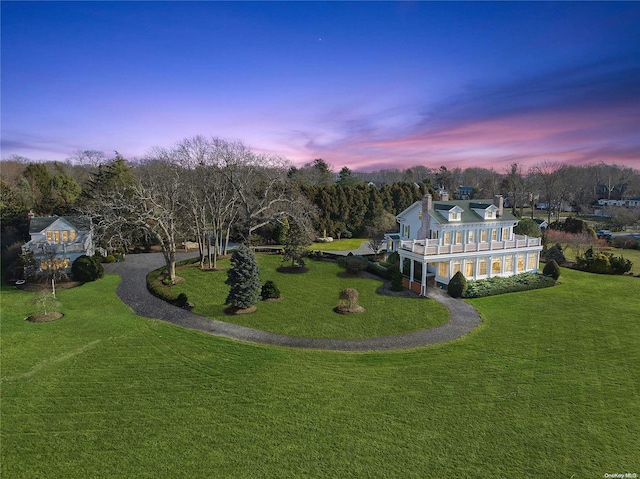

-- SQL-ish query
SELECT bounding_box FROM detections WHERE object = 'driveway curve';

[104,253,481,351]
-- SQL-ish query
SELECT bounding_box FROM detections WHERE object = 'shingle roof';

[29,216,91,233]
[430,200,517,224]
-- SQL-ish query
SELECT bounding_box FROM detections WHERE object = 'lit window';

[491,229,498,241]
[444,232,451,245]
[54,231,60,243]
[492,259,501,273]
[438,262,449,277]
[502,228,509,241]
[486,211,494,219]
[478,259,487,275]
[46,231,53,242]
[481,230,487,242]
[505,255,514,272]
[468,231,474,243]
[452,260,462,274]
[455,231,462,244]
[70,230,76,241]
[62,231,69,242]
[517,254,525,272]
[449,212,460,221]
[419,210,423,220]
[465,261,475,277]
[527,254,538,270]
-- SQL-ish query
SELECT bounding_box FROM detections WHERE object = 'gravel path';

[104,252,481,351]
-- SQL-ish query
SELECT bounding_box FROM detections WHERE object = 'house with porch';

[385,195,543,296]
[22,215,95,275]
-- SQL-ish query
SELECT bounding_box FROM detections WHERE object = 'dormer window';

[449,212,460,221]
[486,211,494,219]
[419,210,423,220]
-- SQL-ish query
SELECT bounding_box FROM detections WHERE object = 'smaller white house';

[385,195,543,295]
[22,215,94,274]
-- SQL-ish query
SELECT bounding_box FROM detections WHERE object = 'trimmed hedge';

[146,257,200,304]
[447,271,468,298]
[366,261,391,280]
[462,273,556,298]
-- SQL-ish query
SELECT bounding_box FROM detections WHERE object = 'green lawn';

[167,254,448,338]
[308,238,367,251]
[2,268,639,478]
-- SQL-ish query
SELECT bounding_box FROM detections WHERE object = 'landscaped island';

[148,254,449,339]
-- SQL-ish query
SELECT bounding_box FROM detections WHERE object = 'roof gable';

[29,216,90,234]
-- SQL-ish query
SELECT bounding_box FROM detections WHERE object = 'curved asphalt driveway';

[104,253,481,351]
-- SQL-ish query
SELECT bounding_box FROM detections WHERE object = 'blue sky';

[2,1,639,171]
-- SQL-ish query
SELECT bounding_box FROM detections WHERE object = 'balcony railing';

[399,235,541,257]
[23,239,91,255]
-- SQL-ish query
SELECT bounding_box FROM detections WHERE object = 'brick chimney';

[439,188,449,201]
[417,195,432,239]
[493,195,504,217]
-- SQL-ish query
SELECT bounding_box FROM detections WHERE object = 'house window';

[502,228,509,241]
[527,254,538,270]
[517,254,525,272]
[455,231,462,244]
[468,230,474,243]
[46,231,53,242]
[491,229,498,241]
[505,255,514,272]
[438,262,449,278]
[465,261,475,277]
[478,259,488,275]
[70,230,76,241]
[403,225,410,238]
[491,258,501,274]
[449,212,460,221]
[480,230,487,242]
[486,211,494,219]
[62,231,69,242]
[443,232,451,245]
[452,260,462,275]
[419,210,423,220]
[54,231,60,243]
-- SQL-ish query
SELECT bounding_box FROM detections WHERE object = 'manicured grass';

[167,254,448,338]
[308,238,367,251]
[2,268,639,478]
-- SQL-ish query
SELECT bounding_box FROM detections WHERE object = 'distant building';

[22,215,95,275]
[456,186,474,200]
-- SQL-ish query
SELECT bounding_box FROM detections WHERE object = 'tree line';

[2,136,639,280]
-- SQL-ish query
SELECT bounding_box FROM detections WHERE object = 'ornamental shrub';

[338,255,369,275]
[71,255,104,282]
[462,273,556,298]
[261,280,281,300]
[176,293,189,308]
[447,271,468,298]
[390,265,404,291]
[387,251,400,266]
[103,255,116,263]
[543,259,561,280]
[544,243,566,265]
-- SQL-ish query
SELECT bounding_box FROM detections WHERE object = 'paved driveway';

[105,252,481,351]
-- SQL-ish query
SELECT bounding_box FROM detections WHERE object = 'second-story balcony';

[399,234,542,257]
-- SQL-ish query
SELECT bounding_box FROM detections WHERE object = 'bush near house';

[462,273,556,298]
[543,243,567,265]
[337,255,369,275]
[575,249,633,275]
[71,255,104,282]
[447,271,468,298]
[543,260,561,280]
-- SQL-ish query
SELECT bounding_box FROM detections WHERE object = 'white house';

[385,195,543,295]
[22,215,95,275]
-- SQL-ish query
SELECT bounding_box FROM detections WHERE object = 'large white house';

[385,194,543,295]
[22,215,95,275]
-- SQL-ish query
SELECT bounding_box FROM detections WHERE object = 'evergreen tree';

[225,245,261,310]
[282,220,311,267]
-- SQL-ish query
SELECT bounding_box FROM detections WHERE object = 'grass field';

[308,238,367,251]
[2,268,639,478]
[166,254,448,338]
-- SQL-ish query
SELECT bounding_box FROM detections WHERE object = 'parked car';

[596,229,612,239]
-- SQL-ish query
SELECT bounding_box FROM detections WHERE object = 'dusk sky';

[2,1,639,172]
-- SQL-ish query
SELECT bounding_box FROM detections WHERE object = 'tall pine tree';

[225,245,261,310]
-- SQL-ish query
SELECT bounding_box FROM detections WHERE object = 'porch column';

[421,260,428,296]
[409,259,415,288]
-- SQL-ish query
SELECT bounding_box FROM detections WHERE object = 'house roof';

[431,200,517,224]
[29,216,91,233]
